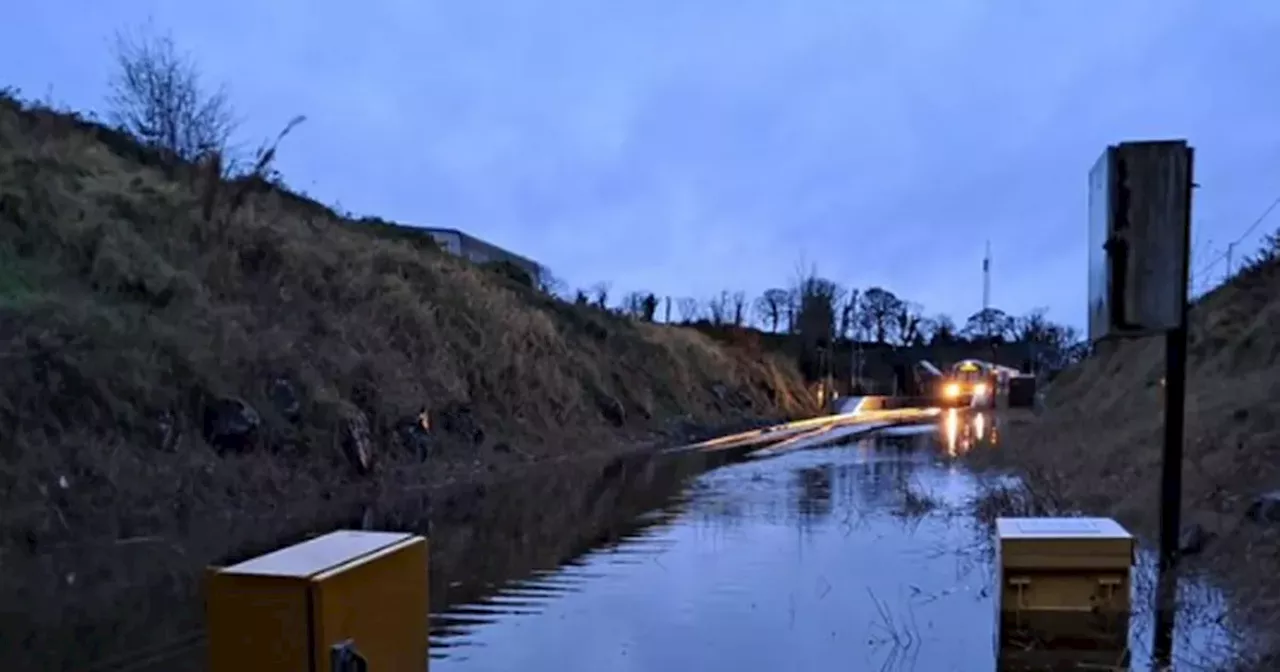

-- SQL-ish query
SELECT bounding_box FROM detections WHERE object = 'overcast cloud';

[6,1,1280,327]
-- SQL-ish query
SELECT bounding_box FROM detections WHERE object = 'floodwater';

[1,412,1244,671]
[428,413,1240,672]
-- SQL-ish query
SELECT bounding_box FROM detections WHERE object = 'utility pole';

[1225,242,1236,281]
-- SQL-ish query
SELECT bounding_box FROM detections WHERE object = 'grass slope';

[983,256,1280,665]
[0,93,818,554]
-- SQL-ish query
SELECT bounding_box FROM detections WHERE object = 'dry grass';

[966,260,1280,667]
[0,92,818,557]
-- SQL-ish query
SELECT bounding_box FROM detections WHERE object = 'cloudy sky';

[6,1,1280,328]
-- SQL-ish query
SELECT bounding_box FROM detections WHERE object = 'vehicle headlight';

[973,383,988,396]
[944,382,961,398]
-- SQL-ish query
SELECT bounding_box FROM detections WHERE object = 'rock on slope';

[0,93,818,549]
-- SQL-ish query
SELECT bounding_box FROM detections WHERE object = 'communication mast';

[982,241,992,336]
[984,241,998,365]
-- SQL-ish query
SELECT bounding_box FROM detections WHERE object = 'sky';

[6,1,1280,329]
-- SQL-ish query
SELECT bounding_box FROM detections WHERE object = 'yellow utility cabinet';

[995,517,1134,669]
[206,530,429,672]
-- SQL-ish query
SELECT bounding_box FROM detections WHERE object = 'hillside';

[985,254,1280,664]
[0,92,818,553]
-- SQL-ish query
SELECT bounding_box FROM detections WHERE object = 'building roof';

[418,226,544,274]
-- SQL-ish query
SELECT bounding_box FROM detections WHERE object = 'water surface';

[429,422,1238,671]
[0,414,1241,671]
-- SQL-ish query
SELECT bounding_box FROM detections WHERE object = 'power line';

[1187,231,1217,289]
[1235,194,1280,245]
[1191,193,1280,286]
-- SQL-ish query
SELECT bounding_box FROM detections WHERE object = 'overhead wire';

[1191,194,1280,291]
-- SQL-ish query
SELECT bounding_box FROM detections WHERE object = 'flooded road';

[428,417,1238,671]
[433,432,985,670]
[1,413,1242,671]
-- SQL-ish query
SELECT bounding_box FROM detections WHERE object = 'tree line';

[558,267,1089,377]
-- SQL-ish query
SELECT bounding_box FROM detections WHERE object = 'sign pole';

[1088,141,1194,668]
[1152,146,1193,669]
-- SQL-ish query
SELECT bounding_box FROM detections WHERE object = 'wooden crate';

[206,530,429,672]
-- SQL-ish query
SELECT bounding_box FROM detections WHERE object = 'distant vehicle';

[938,359,998,408]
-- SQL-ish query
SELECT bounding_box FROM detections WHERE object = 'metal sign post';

[1154,276,1190,669]
[1086,140,1194,669]
[1156,146,1195,670]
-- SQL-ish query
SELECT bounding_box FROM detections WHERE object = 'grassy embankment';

[970,252,1280,667]
[0,88,822,669]
[0,91,819,552]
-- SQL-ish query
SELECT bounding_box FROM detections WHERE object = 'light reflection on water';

[429,429,1238,671]
[939,408,994,457]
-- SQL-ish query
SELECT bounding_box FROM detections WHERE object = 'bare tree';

[1013,307,1052,342]
[590,282,611,309]
[1052,325,1089,370]
[107,22,237,162]
[730,291,748,326]
[794,276,840,344]
[859,287,904,344]
[1030,321,1085,374]
[617,292,659,321]
[537,271,568,297]
[929,314,960,345]
[620,291,648,318]
[755,288,789,333]
[784,288,800,334]
[676,297,700,323]
[790,266,842,384]
[707,291,731,325]
[838,289,860,341]
[1013,308,1084,374]
[788,258,845,339]
[916,316,939,345]
[642,293,658,321]
[894,301,925,346]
